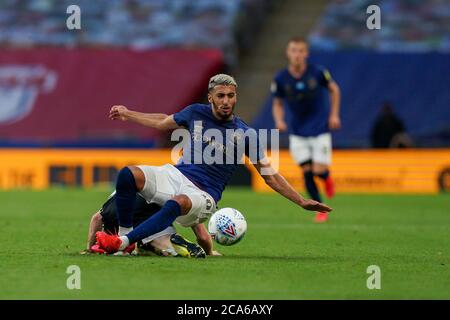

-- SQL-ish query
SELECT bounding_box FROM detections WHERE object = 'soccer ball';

[208,208,247,246]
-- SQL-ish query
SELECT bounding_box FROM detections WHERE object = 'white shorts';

[289,133,332,165]
[136,164,217,228]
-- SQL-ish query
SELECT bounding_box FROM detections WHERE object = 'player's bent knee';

[127,166,146,191]
[116,166,136,191]
[300,164,312,172]
[312,163,329,175]
[171,195,192,215]
[300,160,312,171]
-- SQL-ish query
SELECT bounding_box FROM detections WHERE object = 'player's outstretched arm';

[109,105,179,130]
[254,160,332,213]
[87,212,103,250]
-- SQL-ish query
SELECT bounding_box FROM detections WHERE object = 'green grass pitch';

[0,188,449,299]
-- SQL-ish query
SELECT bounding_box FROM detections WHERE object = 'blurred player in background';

[85,192,216,257]
[271,38,341,223]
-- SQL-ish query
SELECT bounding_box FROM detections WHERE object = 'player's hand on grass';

[328,115,341,130]
[209,250,222,256]
[300,199,332,212]
[110,105,129,121]
[87,244,108,254]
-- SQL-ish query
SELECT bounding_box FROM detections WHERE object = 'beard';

[212,101,235,121]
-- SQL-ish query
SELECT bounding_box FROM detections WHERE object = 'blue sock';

[126,200,181,244]
[115,167,137,228]
[304,171,322,202]
[316,170,329,181]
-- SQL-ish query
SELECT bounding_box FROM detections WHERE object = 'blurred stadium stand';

[0,0,275,68]
[309,0,450,52]
[0,0,449,148]
[235,0,328,122]
[250,0,450,148]
[0,48,223,147]
[0,0,276,147]
[252,51,450,148]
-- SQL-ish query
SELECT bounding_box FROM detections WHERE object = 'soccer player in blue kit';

[272,38,341,223]
[96,74,332,254]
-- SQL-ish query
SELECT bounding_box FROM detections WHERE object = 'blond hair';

[208,74,238,91]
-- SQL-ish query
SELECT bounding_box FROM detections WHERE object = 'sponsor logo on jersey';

[295,81,305,90]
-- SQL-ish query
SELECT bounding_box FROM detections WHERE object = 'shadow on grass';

[217,255,334,262]
[67,251,334,263]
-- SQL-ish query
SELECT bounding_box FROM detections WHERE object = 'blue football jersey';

[173,104,265,203]
[271,64,332,137]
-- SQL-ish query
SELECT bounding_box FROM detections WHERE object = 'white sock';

[118,236,130,250]
[119,226,133,237]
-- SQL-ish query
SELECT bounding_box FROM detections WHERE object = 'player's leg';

[97,165,156,253]
[311,133,334,198]
[102,192,165,234]
[139,234,176,256]
[130,165,216,246]
[311,133,334,222]
[167,187,215,258]
[135,218,178,256]
[98,190,204,257]
[133,193,207,258]
[289,135,322,203]
[122,194,191,248]
[118,191,214,253]
[290,134,328,222]
[100,193,162,233]
[139,233,206,258]
[114,166,146,237]
[97,194,192,253]
[301,160,323,204]
[97,165,215,254]
[313,162,334,198]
